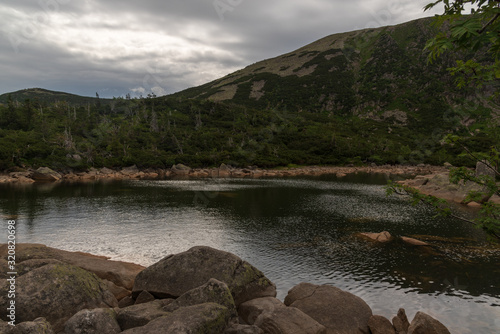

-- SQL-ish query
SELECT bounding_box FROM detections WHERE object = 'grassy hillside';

[174,18,498,132]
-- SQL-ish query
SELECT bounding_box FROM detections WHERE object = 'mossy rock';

[133,246,276,306]
[0,263,117,332]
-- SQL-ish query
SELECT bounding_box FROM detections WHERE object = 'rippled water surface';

[1,174,499,333]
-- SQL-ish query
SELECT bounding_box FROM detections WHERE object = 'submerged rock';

[358,231,393,243]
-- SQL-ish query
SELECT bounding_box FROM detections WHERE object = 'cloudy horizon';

[0,0,442,98]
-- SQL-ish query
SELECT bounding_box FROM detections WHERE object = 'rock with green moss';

[121,303,231,334]
[0,263,117,333]
[116,299,172,331]
[9,317,54,334]
[164,278,237,319]
[64,308,121,334]
[133,246,276,306]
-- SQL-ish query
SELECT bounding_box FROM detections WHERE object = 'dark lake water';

[1,174,499,333]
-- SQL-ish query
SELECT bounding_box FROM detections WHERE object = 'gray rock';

[476,160,496,178]
[64,309,121,334]
[121,303,231,334]
[134,290,155,305]
[392,308,410,334]
[239,297,326,334]
[408,312,450,334]
[0,319,11,334]
[121,165,139,175]
[238,297,284,325]
[0,263,117,333]
[224,324,264,334]
[31,167,61,182]
[116,299,171,330]
[133,246,276,306]
[10,318,54,334]
[164,278,237,319]
[284,283,373,334]
[118,296,135,308]
[369,315,396,334]
[0,243,145,290]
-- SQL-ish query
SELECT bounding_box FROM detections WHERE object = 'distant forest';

[0,92,497,171]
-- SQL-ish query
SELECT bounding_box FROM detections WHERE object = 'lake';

[1,174,499,333]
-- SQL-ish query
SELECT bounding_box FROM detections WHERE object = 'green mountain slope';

[0,18,498,171]
[174,17,498,132]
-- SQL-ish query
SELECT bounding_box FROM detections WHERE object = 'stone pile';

[0,244,451,334]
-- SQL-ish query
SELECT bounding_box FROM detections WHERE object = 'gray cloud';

[0,0,441,98]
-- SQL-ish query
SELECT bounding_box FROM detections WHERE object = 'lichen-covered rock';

[64,309,121,334]
[224,324,264,334]
[116,299,172,330]
[284,283,372,334]
[369,315,396,334]
[239,297,326,334]
[0,243,145,290]
[164,278,237,319]
[0,263,117,333]
[408,312,451,334]
[9,318,54,334]
[121,303,231,334]
[133,246,276,306]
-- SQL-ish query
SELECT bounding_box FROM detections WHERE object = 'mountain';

[0,18,497,171]
[174,17,498,132]
[0,88,110,106]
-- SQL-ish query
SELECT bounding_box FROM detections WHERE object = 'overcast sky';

[0,0,442,98]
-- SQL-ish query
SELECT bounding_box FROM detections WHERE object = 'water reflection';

[0,176,499,333]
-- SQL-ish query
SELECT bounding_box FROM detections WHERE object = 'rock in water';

[408,312,451,334]
[132,246,276,306]
[284,283,373,334]
[0,263,117,333]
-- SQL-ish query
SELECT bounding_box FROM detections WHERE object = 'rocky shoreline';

[0,164,448,184]
[0,244,452,334]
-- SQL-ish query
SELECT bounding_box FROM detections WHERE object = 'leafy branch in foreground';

[424,0,500,88]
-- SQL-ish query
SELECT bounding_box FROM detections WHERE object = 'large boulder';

[284,283,373,334]
[121,303,232,334]
[10,318,54,334]
[392,308,410,333]
[408,312,451,334]
[239,297,326,334]
[171,164,191,176]
[31,167,62,182]
[64,308,121,334]
[132,246,276,306]
[0,244,145,290]
[116,299,172,331]
[164,278,237,319]
[476,160,496,178]
[0,263,117,332]
[368,315,396,334]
